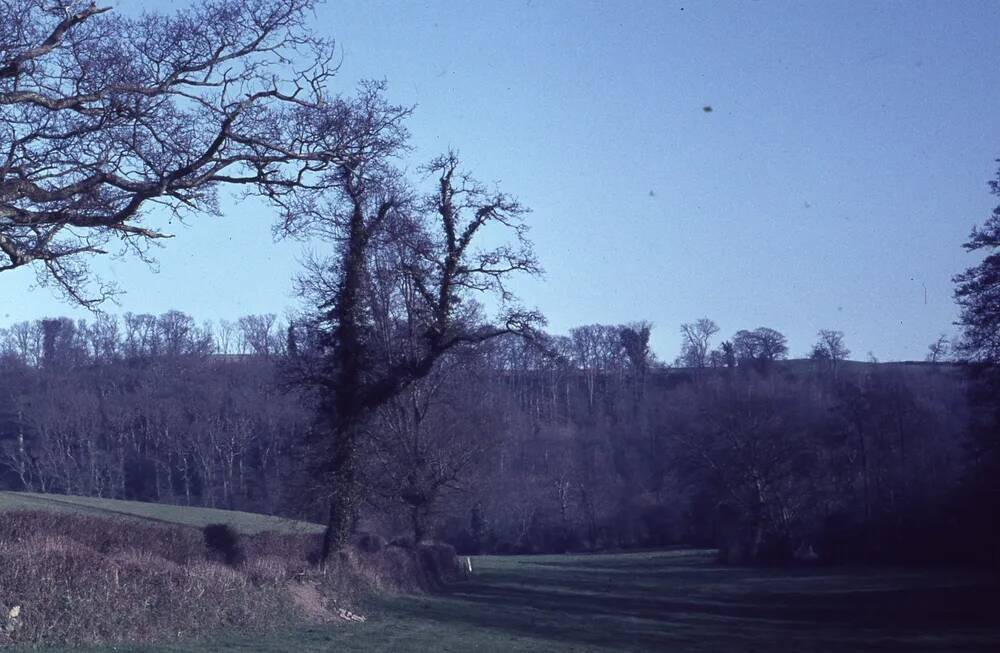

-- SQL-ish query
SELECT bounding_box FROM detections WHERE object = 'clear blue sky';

[2,0,999,362]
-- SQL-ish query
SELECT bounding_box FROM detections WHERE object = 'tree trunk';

[319,423,361,561]
[411,505,425,543]
[318,202,368,562]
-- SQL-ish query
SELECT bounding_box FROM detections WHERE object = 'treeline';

[0,313,995,565]
[0,313,307,513]
[421,331,988,565]
[0,312,291,364]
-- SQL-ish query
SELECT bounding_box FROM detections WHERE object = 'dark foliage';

[204,523,246,567]
[351,531,387,554]
[415,542,461,589]
[954,161,1000,364]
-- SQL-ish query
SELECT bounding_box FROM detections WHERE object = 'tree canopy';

[0,0,371,305]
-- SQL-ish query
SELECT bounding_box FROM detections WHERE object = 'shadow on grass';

[366,552,1000,652]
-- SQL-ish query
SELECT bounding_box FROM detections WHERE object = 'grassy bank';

[0,496,454,648]
[23,549,998,652]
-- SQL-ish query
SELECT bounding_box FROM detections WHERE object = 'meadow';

[17,548,998,652]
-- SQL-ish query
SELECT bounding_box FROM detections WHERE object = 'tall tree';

[954,160,1000,363]
[677,318,719,368]
[952,159,1000,565]
[293,147,543,560]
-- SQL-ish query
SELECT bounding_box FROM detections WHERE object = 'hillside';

[0,491,322,535]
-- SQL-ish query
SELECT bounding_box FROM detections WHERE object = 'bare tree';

[2,321,43,365]
[238,314,279,357]
[215,319,237,356]
[0,0,370,305]
[925,334,951,363]
[568,324,630,409]
[158,311,211,357]
[569,325,604,410]
[363,353,498,542]
[810,329,850,377]
[85,314,120,362]
[122,313,158,357]
[676,318,719,368]
[674,378,819,563]
[812,329,849,361]
[294,146,543,559]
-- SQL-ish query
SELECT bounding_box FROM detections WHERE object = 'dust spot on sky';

[702,106,713,113]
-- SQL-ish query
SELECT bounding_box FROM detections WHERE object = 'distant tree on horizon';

[732,327,788,368]
[925,334,952,363]
[676,318,719,368]
[810,329,850,377]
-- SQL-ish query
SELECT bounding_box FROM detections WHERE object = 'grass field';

[16,549,998,653]
[0,491,321,534]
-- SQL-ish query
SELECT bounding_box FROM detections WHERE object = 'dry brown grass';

[0,511,455,648]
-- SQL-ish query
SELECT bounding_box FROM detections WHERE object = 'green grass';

[21,549,1000,652]
[0,491,321,534]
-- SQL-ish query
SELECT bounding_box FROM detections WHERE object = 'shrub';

[416,542,460,588]
[203,523,245,566]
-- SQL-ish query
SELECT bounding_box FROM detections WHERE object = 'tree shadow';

[368,553,1000,652]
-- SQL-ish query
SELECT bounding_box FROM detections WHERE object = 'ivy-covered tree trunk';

[318,203,369,560]
[319,424,362,561]
[303,153,542,562]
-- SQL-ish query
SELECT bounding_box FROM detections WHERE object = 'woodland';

[1,0,998,568]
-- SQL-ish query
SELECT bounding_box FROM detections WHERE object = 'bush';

[494,541,514,555]
[203,523,245,566]
[416,542,460,588]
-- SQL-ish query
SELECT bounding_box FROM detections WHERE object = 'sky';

[2,0,999,362]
